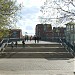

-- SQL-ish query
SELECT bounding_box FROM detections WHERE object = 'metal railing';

[0,39,8,53]
[59,38,75,57]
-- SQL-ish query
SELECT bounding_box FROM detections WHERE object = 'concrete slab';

[0,58,74,75]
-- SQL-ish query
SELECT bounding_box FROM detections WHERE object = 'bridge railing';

[0,39,8,53]
[59,38,75,57]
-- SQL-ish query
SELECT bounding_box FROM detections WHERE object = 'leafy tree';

[0,0,21,39]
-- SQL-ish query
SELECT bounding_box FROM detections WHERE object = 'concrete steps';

[1,43,74,58]
[4,47,67,52]
[8,43,62,47]
[0,52,73,58]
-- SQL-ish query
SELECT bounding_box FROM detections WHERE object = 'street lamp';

[25,32,27,35]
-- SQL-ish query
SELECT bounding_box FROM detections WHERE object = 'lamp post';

[24,32,27,40]
[25,32,27,37]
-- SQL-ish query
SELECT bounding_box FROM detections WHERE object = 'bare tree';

[39,0,75,26]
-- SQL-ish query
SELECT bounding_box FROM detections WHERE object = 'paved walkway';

[0,58,74,75]
[0,40,74,75]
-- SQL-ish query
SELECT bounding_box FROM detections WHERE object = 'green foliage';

[0,0,21,38]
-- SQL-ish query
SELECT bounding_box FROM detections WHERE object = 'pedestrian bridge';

[0,40,74,75]
[0,40,74,58]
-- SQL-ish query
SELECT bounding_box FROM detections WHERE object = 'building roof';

[65,22,75,25]
[10,29,22,31]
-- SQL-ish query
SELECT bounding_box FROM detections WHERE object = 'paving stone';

[0,58,74,75]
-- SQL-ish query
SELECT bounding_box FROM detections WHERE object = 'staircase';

[0,42,74,58]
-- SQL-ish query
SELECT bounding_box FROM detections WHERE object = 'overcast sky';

[16,0,46,36]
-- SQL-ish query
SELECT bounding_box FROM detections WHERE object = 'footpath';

[0,40,74,75]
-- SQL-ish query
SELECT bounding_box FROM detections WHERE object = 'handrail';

[0,39,4,47]
[0,39,8,53]
[60,38,74,56]
[0,43,6,51]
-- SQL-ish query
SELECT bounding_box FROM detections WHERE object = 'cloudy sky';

[16,0,46,36]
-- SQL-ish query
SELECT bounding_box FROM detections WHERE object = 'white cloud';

[16,0,45,35]
[26,0,46,7]
[17,0,46,7]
